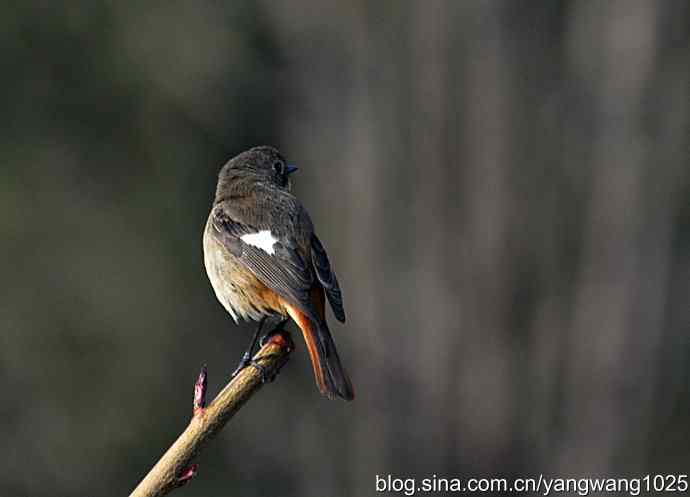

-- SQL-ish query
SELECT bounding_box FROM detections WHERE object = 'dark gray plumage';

[203,146,353,400]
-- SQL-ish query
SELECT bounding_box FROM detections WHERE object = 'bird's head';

[217,146,298,199]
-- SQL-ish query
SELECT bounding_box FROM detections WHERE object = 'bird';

[203,146,354,401]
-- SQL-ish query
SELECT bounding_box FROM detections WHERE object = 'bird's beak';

[286,164,299,175]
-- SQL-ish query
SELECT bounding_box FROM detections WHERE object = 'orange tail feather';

[285,304,354,401]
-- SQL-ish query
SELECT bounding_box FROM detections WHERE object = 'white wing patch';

[240,230,278,255]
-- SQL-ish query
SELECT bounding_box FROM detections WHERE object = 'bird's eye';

[272,160,285,175]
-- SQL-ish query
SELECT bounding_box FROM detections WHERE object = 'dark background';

[2,1,689,496]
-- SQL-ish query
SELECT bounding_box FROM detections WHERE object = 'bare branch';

[129,331,293,497]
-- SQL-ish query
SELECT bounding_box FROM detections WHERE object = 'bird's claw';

[231,352,252,378]
[249,359,276,383]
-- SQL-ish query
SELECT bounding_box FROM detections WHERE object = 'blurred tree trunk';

[265,0,690,494]
[558,0,663,474]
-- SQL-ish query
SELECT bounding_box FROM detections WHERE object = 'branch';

[129,331,294,497]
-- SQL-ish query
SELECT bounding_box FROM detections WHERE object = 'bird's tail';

[303,319,355,401]
[286,305,354,401]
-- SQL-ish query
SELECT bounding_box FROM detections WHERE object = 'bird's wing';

[210,196,318,322]
[310,234,346,322]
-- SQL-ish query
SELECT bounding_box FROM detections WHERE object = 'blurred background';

[1,1,689,496]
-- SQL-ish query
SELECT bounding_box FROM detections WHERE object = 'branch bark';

[129,331,294,497]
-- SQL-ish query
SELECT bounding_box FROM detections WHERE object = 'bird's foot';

[260,318,289,347]
[248,359,276,383]
[231,351,252,378]
[232,317,291,382]
[232,354,279,383]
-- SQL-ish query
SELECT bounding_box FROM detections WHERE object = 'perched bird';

[203,146,354,401]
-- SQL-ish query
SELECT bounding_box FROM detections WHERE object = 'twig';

[129,331,294,497]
